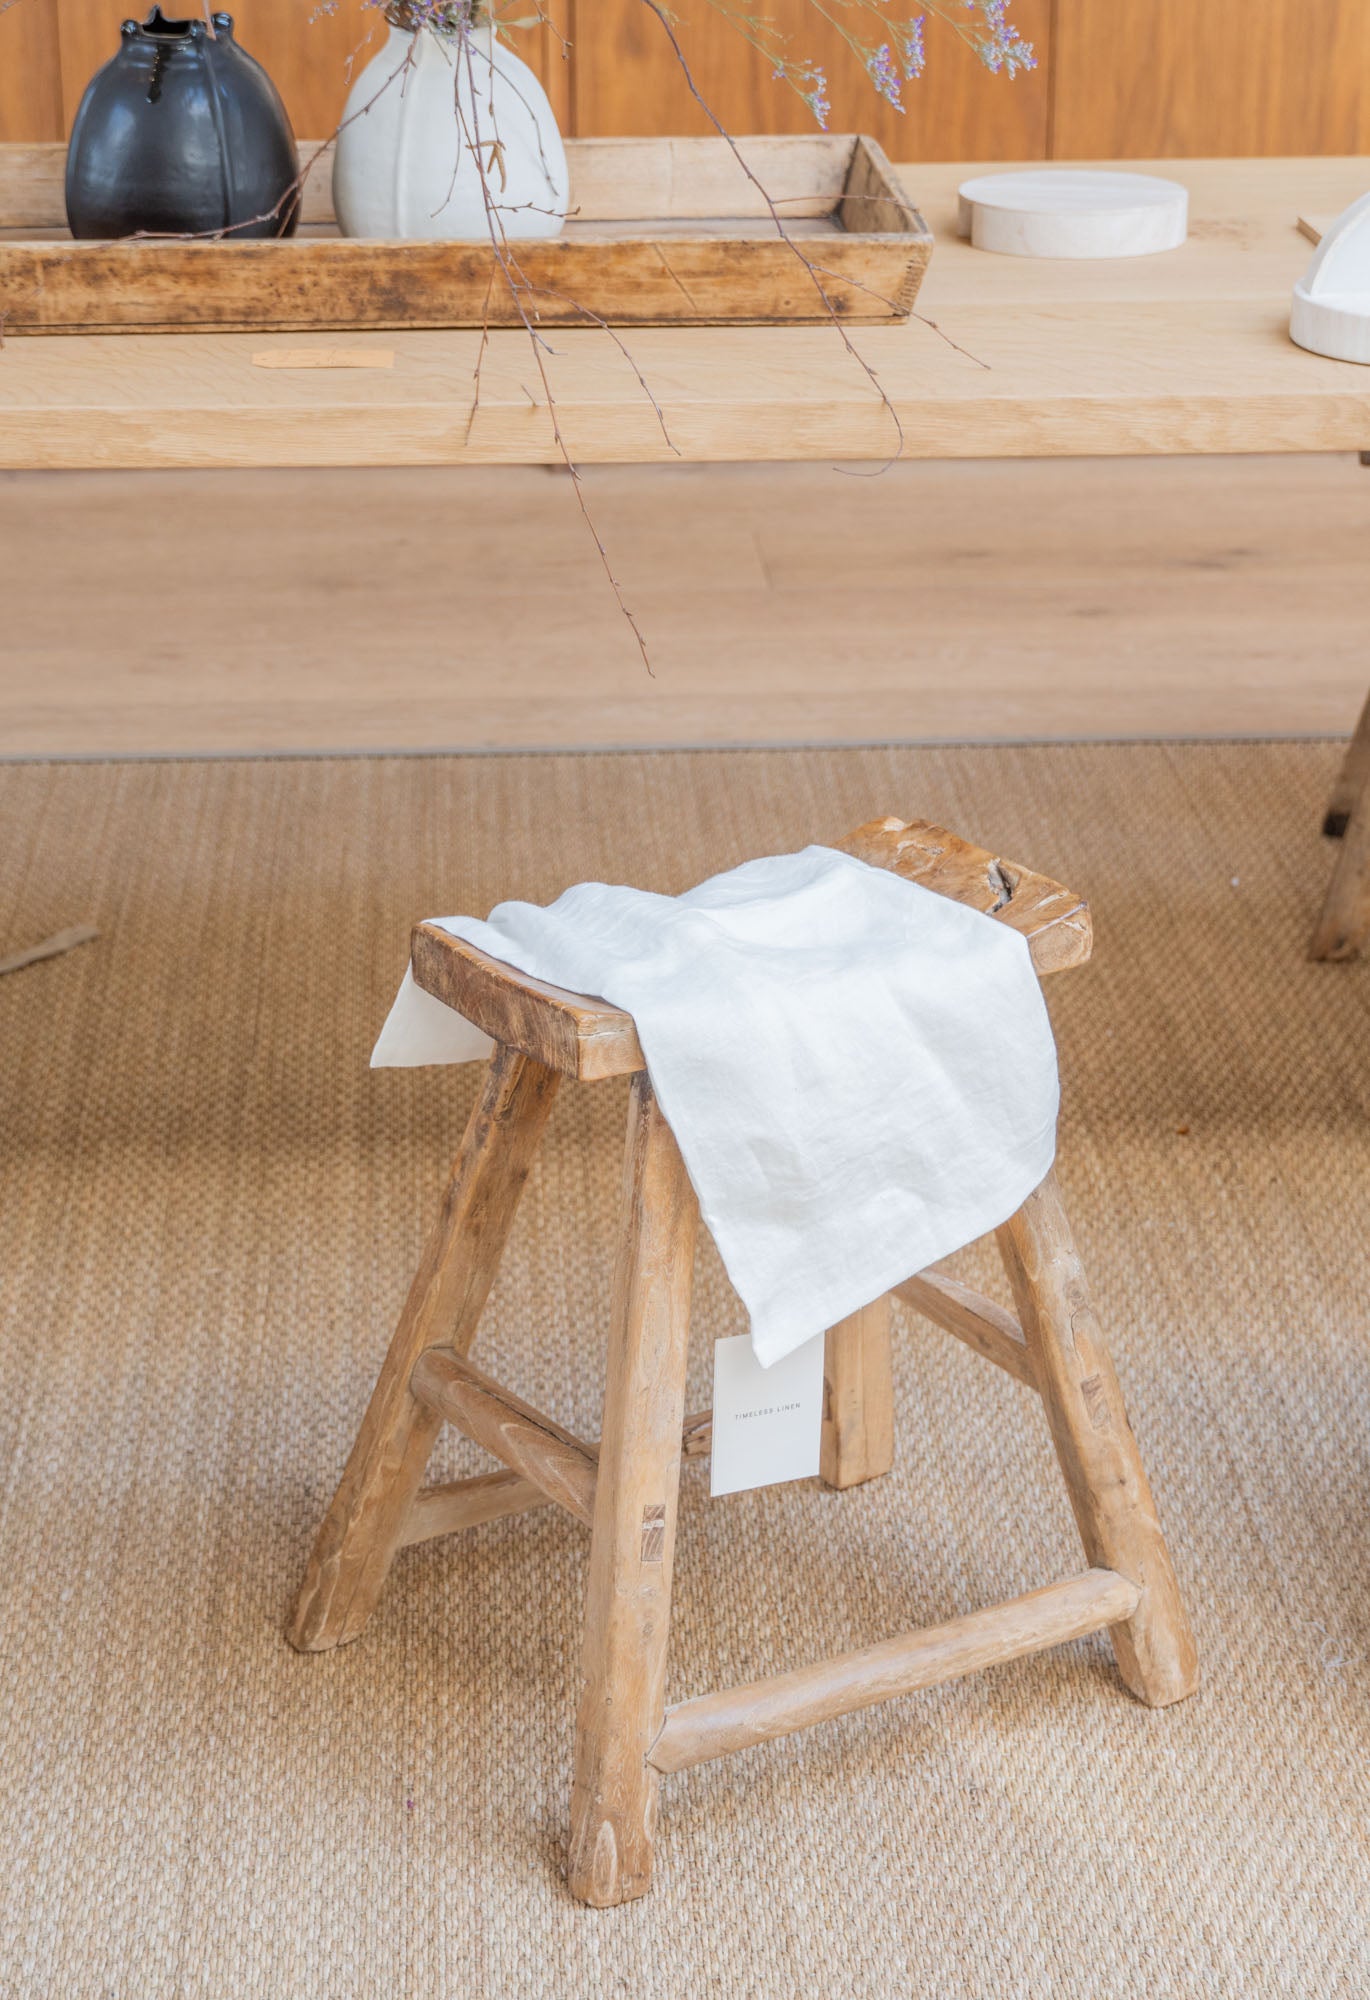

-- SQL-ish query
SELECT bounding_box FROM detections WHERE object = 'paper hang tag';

[710,1331,824,1498]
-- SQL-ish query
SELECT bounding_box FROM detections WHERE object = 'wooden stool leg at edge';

[821,1297,895,1490]
[1321,685,1370,841]
[997,1171,1198,1709]
[1312,688,1370,960]
[567,1073,700,1908]
[287,1045,561,1654]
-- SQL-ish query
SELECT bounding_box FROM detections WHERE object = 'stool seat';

[410,816,1093,1082]
[289,810,1193,1910]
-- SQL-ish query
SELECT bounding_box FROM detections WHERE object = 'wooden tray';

[0,133,931,336]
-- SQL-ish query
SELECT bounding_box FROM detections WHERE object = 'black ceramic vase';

[65,10,299,241]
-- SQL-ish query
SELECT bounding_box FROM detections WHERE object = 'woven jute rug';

[2,742,1367,1999]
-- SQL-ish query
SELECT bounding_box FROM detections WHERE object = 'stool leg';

[821,1296,895,1490]
[1321,684,1370,839]
[567,1075,699,1908]
[1311,762,1370,960]
[287,1045,560,1654]
[997,1171,1198,1708]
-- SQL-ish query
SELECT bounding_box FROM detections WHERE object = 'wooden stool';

[1313,686,1370,960]
[288,815,1199,1907]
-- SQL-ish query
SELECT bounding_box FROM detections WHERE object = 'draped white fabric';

[372,846,1060,1366]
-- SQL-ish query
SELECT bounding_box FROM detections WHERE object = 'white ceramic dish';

[956,169,1188,259]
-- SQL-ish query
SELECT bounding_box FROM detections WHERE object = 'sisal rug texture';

[1,741,1368,1999]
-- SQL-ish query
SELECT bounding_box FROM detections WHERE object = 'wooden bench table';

[2,154,1369,945]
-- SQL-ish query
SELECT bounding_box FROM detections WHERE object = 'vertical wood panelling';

[7,0,564,143]
[4,0,1369,154]
[571,0,1052,157]
[52,0,386,135]
[527,0,573,133]
[1050,0,1370,158]
[0,0,65,141]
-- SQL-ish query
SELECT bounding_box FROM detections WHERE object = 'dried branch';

[453,28,655,670]
[634,0,907,468]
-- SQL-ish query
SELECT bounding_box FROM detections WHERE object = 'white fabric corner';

[370,966,494,1068]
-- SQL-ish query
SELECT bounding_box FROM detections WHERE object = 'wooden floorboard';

[2,454,1366,758]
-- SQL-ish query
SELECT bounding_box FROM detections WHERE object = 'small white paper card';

[709,1331,824,1498]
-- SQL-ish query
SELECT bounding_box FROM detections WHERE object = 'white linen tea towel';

[372,845,1059,1366]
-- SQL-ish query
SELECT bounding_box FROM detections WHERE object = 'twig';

[453,29,655,670]
[464,265,499,447]
[634,0,906,470]
[0,923,100,977]
[517,284,682,456]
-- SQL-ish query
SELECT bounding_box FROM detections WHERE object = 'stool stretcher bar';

[401,1411,715,1547]
[893,1267,1037,1388]
[646,1568,1140,1774]
[411,1348,600,1525]
[407,1344,715,1541]
[404,1267,1029,1549]
[399,1467,548,1545]
[401,1267,1031,1550]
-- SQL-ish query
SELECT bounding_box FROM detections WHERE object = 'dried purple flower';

[867,41,904,110]
[376,0,485,35]
[802,64,831,128]
[901,16,926,79]
[970,0,1036,76]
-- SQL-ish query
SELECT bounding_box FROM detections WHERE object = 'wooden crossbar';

[894,1266,1037,1388]
[411,1349,600,1525]
[399,1467,547,1546]
[407,1268,1030,1547]
[681,1409,713,1460]
[403,1353,716,1546]
[646,1568,1140,1774]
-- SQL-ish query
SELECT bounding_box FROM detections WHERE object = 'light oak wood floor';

[3,453,1367,758]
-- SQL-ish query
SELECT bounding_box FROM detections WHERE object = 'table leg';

[1312,689,1370,960]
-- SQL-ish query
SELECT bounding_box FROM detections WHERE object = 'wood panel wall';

[3,0,1369,156]
[0,0,65,142]
[570,0,1052,158]
[1052,0,1370,159]
[0,0,567,142]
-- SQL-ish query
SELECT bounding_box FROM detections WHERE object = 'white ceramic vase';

[333,20,568,241]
